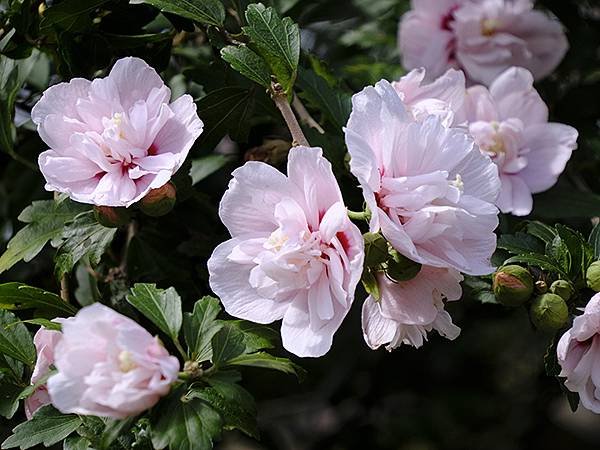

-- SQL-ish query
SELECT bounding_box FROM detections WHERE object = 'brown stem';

[271,82,309,147]
[60,275,69,302]
[292,95,324,134]
[119,220,137,273]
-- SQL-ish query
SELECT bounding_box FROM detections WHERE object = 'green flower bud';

[550,280,575,301]
[93,206,131,228]
[363,233,389,268]
[586,261,600,292]
[139,182,176,217]
[386,250,421,282]
[530,293,569,332]
[492,265,534,307]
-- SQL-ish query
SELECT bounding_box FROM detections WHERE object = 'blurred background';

[1,0,600,448]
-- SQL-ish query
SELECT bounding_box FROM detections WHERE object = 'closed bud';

[93,206,131,228]
[550,280,575,301]
[363,233,389,268]
[139,182,176,217]
[535,280,548,294]
[530,293,569,332]
[386,250,421,282]
[586,261,600,292]
[492,265,533,307]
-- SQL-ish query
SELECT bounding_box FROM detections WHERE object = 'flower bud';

[586,261,600,292]
[363,233,389,268]
[550,280,575,302]
[386,250,421,282]
[492,265,533,307]
[139,182,176,217]
[93,206,131,228]
[535,280,548,294]
[530,293,569,332]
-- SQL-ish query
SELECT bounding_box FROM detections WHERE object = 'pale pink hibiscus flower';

[344,79,500,276]
[362,267,463,350]
[557,293,600,414]
[47,303,179,419]
[208,147,364,358]
[399,0,569,86]
[463,67,577,215]
[33,57,203,207]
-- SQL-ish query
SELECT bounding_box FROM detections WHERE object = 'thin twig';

[292,95,324,134]
[271,82,309,147]
[60,275,69,302]
[119,220,137,273]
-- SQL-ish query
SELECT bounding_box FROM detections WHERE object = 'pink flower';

[392,67,467,127]
[557,293,600,414]
[345,80,500,276]
[32,57,203,207]
[47,303,180,418]
[25,324,65,419]
[463,67,578,215]
[398,0,569,86]
[208,147,364,357]
[362,267,463,350]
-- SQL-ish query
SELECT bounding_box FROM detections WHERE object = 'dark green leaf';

[98,417,138,450]
[0,200,88,274]
[361,269,380,301]
[525,221,558,244]
[505,254,568,278]
[20,319,62,331]
[63,436,91,450]
[533,186,600,218]
[126,284,182,341]
[211,322,247,366]
[134,0,226,26]
[151,388,222,450]
[0,383,23,419]
[589,223,600,259]
[0,283,77,316]
[54,211,117,277]
[497,232,545,255]
[221,45,271,88]
[0,310,35,365]
[1,406,82,449]
[226,320,277,353]
[296,67,352,131]
[183,296,223,362]
[40,0,110,32]
[226,351,306,379]
[187,379,258,438]
[243,3,300,93]
[190,154,234,186]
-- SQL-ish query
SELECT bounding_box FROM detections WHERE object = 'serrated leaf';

[126,284,182,342]
[190,154,234,186]
[1,406,82,449]
[54,211,117,277]
[183,296,223,363]
[296,67,352,131]
[226,351,306,379]
[0,310,35,365]
[0,283,77,316]
[151,388,222,450]
[186,380,258,438]
[221,45,271,88]
[505,254,567,278]
[525,221,558,244]
[134,0,225,26]
[227,321,278,353]
[497,232,544,255]
[243,3,300,93]
[63,436,91,450]
[211,322,247,366]
[0,200,88,274]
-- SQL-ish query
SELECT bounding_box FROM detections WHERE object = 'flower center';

[118,350,137,372]
[481,18,499,36]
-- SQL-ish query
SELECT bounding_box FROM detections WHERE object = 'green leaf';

[525,221,558,244]
[361,269,380,301]
[221,45,271,88]
[54,212,117,277]
[126,284,182,341]
[196,87,255,148]
[1,406,82,449]
[63,436,91,450]
[533,185,600,218]
[134,0,226,26]
[183,296,223,362]
[497,232,545,255]
[0,200,88,274]
[0,283,77,316]
[243,3,300,93]
[296,67,352,131]
[190,154,234,186]
[211,322,247,366]
[20,319,62,331]
[505,254,568,278]
[0,383,23,420]
[226,321,277,353]
[151,388,222,450]
[0,310,35,365]
[40,0,110,32]
[226,351,306,379]
[589,223,600,259]
[187,379,258,438]
[98,417,138,450]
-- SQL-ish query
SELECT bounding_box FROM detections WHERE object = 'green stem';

[173,339,187,360]
[347,209,370,221]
